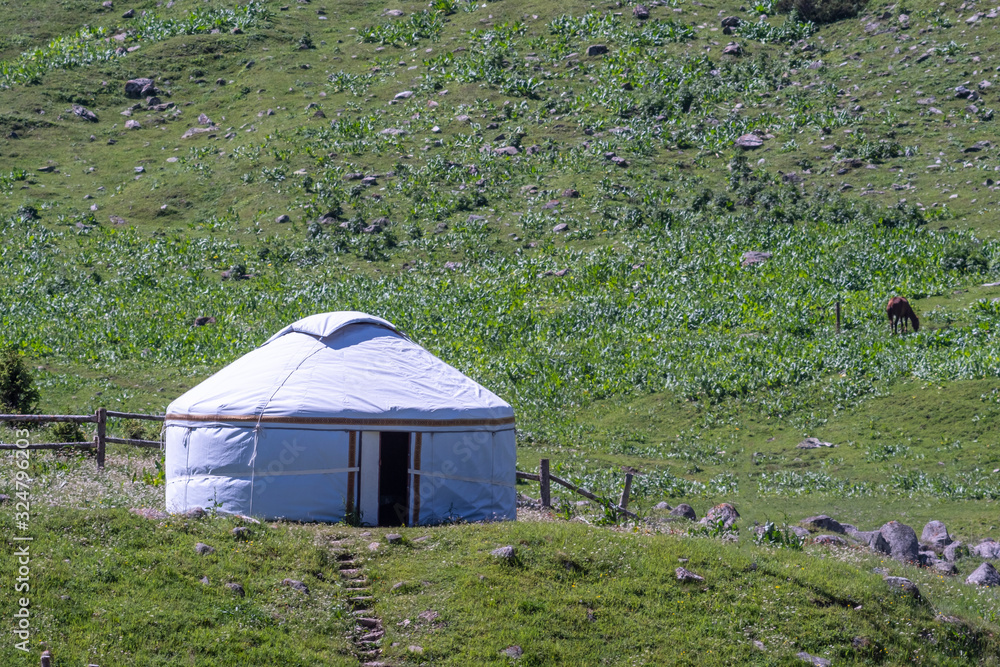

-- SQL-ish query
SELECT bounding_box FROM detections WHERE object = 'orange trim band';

[165,413,515,428]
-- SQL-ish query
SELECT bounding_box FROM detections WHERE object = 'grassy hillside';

[3,0,1000,662]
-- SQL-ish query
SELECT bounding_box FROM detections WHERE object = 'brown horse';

[886,296,919,334]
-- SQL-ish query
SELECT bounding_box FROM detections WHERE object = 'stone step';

[356,617,381,629]
[360,631,385,642]
[349,595,373,602]
[346,587,369,593]
[339,568,362,576]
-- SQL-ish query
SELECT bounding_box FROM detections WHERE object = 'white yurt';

[163,312,516,525]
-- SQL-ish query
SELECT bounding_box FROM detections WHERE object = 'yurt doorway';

[358,431,411,526]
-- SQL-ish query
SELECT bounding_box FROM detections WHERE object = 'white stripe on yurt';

[185,467,359,479]
[407,469,516,487]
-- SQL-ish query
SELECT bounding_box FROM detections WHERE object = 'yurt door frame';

[358,431,411,526]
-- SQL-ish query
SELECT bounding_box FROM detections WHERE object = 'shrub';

[51,421,87,443]
[0,346,40,416]
[774,0,866,24]
[297,33,315,50]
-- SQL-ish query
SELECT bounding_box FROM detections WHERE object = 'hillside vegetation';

[3,0,1000,662]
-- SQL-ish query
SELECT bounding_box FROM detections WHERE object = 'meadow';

[2,0,1000,662]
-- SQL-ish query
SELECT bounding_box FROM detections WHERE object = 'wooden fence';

[0,409,164,468]
[517,458,639,521]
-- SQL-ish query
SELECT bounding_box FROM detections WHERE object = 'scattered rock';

[586,44,609,56]
[967,562,1000,587]
[130,507,167,520]
[654,501,673,510]
[971,539,1000,559]
[385,9,405,16]
[195,542,215,555]
[921,520,952,551]
[702,503,740,529]
[934,561,958,576]
[954,86,978,100]
[386,533,403,544]
[182,507,206,519]
[675,566,704,582]
[125,119,140,130]
[494,146,519,156]
[944,541,968,562]
[381,128,407,136]
[880,521,920,564]
[796,651,831,667]
[200,576,209,585]
[502,645,523,658]
[232,526,251,539]
[71,105,99,122]
[854,530,891,554]
[193,316,216,327]
[276,214,291,224]
[735,133,762,149]
[0,494,8,504]
[741,251,772,267]
[283,578,310,594]
[125,78,155,98]
[552,223,569,233]
[562,188,580,198]
[491,545,516,561]
[394,90,414,100]
[198,113,212,126]
[801,516,845,534]
[122,8,135,18]
[669,504,697,521]
[813,534,849,546]
[721,16,741,27]
[796,437,835,449]
[182,126,218,139]
[884,575,920,597]
[632,4,649,19]
[722,42,743,56]
[226,582,245,597]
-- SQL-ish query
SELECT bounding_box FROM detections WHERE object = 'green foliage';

[357,11,444,46]
[774,0,866,24]
[736,14,816,43]
[50,420,86,443]
[297,32,315,50]
[753,521,805,549]
[0,346,39,415]
[140,454,166,486]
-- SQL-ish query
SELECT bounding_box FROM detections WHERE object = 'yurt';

[164,312,516,525]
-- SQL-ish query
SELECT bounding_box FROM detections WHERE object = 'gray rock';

[813,534,849,546]
[796,652,831,667]
[669,504,697,521]
[586,44,609,56]
[380,128,406,136]
[232,526,251,539]
[967,562,1000,586]
[735,133,762,149]
[125,119,140,129]
[944,541,968,562]
[841,523,858,535]
[883,575,920,598]
[195,542,215,555]
[741,251,772,267]
[972,539,1000,559]
[182,507,206,519]
[675,566,704,582]
[702,503,740,529]
[721,16,741,27]
[796,437,835,449]
[0,494,9,503]
[386,533,403,544]
[955,85,977,100]
[934,560,958,576]
[494,146,519,156]
[72,105,99,122]
[276,214,291,224]
[491,545,516,561]
[198,113,212,125]
[654,501,673,510]
[394,90,414,100]
[502,645,523,658]
[880,521,920,564]
[722,42,743,56]
[125,78,154,98]
[199,576,209,585]
[632,4,649,19]
[801,515,845,534]
[552,223,569,232]
[226,582,245,597]
[789,526,811,539]
[182,126,217,139]
[122,8,134,17]
[283,578,310,594]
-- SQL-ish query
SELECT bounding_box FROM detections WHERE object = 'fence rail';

[0,408,165,468]
[517,458,639,521]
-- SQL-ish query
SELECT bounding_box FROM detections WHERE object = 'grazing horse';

[886,296,920,334]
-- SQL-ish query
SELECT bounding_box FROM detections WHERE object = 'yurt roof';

[165,311,514,431]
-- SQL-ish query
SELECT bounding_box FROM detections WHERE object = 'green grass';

[4,0,1000,661]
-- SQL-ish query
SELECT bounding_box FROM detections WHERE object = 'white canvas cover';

[164,311,515,524]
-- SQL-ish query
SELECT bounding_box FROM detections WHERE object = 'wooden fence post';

[619,472,634,515]
[539,458,550,508]
[836,301,841,335]
[96,407,106,469]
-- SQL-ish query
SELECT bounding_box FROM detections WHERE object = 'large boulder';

[669,504,697,521]
[879,521,920,564]
[971,539,1000,559]
[700,503,740,529]
[883,575,921,598]
[125,77,155,98]
[801,515,845,534]
[854,530,891,554]
[967,562,1000,587]
[920,520,952,551]
[944,541,968,562]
